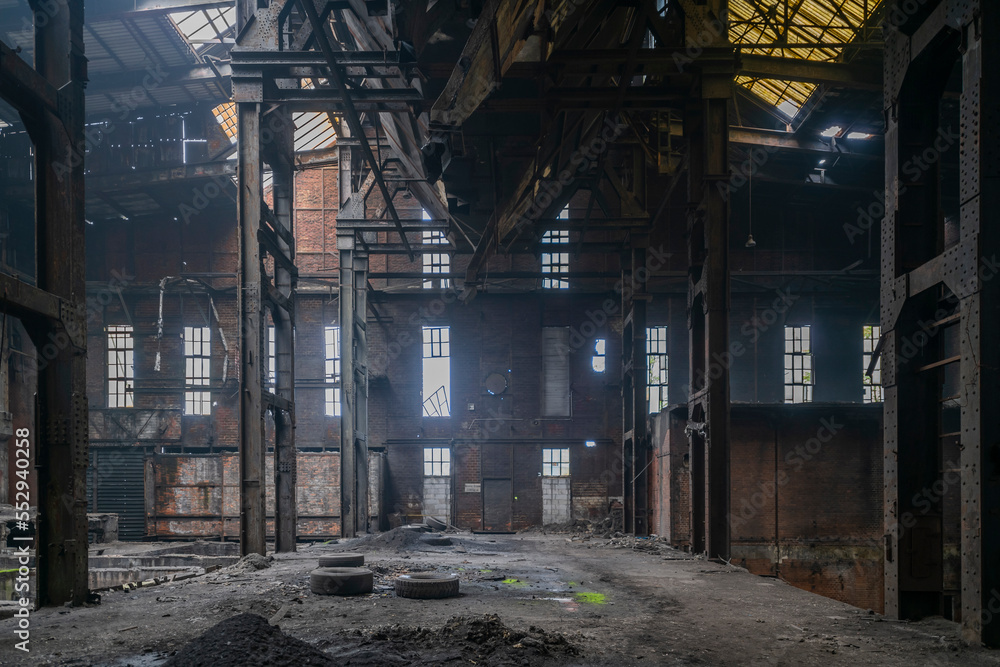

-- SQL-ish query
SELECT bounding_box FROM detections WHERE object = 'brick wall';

[653,404,883,612]
[542,477,571,524]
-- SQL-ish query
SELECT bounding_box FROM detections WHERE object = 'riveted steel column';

[28,0,88,607]
[238,101,266,556]
[272,107,297,552]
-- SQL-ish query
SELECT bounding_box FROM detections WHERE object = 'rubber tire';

[318,553,365,567]
[421,535,452,547]
[394,573,460,599]
[402,524,431,533]
[425,517,447,531]
[310,567,374,596]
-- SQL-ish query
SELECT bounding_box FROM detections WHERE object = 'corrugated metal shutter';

[541,327,570,416]
[89,449,146,541]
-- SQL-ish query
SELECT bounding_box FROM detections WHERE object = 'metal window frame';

[783,325,813,404]
[183,325,212,415]
[107,325,134,409]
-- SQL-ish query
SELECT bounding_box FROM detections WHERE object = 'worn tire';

[394,573,460,599]
[402,523,431,533]
[425,517,447,531]
[310,567,374,596]
[421,535,452,547]
[318,553,365,567]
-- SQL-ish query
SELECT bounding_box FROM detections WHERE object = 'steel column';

[23,0,89,607]
[237,101,266,556]
[621,243,649,535]
[271,107,297,552]
[684,1,732,561]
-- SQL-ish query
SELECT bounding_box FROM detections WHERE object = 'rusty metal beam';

[271,104,297,552]
[299,0,414,261]
[236,100,266,557]
[26,0,89,608]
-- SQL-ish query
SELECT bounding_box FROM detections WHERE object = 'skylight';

[729,1,883,118]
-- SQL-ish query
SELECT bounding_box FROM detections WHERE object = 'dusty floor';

[2,531,998,666]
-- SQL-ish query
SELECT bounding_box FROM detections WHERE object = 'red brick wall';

[653,404,884,612]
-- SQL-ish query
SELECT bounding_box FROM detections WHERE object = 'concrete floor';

[2,532,998,666]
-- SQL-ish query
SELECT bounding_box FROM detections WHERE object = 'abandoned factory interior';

[1,0,1000,664]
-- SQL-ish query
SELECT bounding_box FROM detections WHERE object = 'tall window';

[325,326,341,417]
[541,229,569,289]
[422,326,451,417]
[542,327,570,416]
[422,229,450,289]
[267,325,276,389]
[542,448,570,477]
[107,325,134,408]
[183,326,211,415]
[647,326,668,414]
[423,447,451,476]
[863,325,882,403]
[784,325,813,403]
[592,338,606,373]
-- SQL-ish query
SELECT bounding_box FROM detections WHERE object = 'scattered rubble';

[320,613,581,666]
[164,613,333,667]
[228,553,274,572]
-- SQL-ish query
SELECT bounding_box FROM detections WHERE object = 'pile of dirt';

[227,553,273,572]
[322,614,580,666]
[521,514,623,537]
[343,526,432,552]
[164,613,333,667]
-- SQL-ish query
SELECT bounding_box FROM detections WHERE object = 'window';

[592,338,606,373]
[183,326,211,415]
[422,326,451,417]
[107,325,134,408]
[423,447,451,476]
[422,229,450,289]
[542,327,571,416]
[863,325,882,403]
[784,325,813,403]
[325,326,341,417]
[267,325,276,389]
[541,223,569,289]
[647,326,668,414]
[542,448,570,477]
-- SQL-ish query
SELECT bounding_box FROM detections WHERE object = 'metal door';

[482,478,513,532]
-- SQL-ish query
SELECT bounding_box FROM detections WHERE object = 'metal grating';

[88,449,147,541]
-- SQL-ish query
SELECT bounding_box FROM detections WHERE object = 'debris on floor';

[319,613,581,666]
[227,553,273,572]
[164,613,334,667]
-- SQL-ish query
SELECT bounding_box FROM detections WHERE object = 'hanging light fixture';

[745,164,757,248]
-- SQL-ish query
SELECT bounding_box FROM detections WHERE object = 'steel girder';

[881,0,1000,646]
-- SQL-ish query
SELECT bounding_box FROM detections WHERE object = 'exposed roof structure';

[730,0,884,117]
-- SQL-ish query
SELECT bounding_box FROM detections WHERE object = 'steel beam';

[236,101,266,557]
[880,0,1000,644]
[299,0,414,260]
[24,0,89,608]
[685,2,731,562]
[270,106,297,553]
